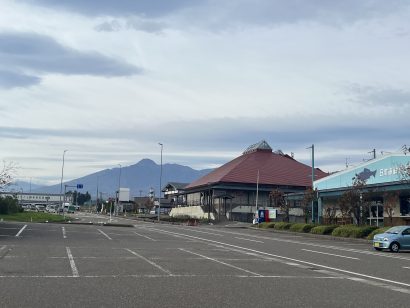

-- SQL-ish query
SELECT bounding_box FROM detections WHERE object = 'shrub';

[0,196,19,215]
[367,227,390,240]
[258,222,275,229]
[310,225,338,235]
[289,223,315,233]
[331,225,355,237]
[274,222,292,230]
[350,226,378,238]
[331,225,378,238]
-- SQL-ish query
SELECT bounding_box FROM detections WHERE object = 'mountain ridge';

[31,159,213,199]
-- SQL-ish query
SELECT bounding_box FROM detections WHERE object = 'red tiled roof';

[186,150,328,189]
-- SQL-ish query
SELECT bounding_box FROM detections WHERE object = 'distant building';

[314,153,410,226]
[174,140,328,222]
[0,191,72,205]
[163,182,188,206]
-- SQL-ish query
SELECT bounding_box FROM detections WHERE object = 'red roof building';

[182,140,328,222]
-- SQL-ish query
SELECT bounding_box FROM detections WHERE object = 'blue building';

[314,153,410,226]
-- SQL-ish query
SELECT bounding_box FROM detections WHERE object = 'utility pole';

[368,149,376,159]
[307,144,315,223]
[158,143,163,222]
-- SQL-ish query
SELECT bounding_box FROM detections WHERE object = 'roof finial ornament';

[243,140,272,154]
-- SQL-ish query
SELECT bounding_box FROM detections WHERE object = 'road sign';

[77,184,83,189]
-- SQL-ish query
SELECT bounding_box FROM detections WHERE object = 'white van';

[46,205,57,213]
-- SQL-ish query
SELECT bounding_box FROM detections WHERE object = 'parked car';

[46,205,57,213]
[373,226,410,252]
[35,205,46,212]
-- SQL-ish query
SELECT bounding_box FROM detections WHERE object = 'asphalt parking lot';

[1,217,410,307]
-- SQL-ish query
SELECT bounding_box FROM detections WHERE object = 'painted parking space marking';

[302,249,360,260]
[15,225,27,237]
[62,227,67,239]
[179,248,262,277]
[235,237,264,243]
[125,248,173,276]
[97,229,112,240]
[175,227,224,237]
[173,226,410,262]
[133,231,157,241]
[66,247,79,277]
[148,227,410,291]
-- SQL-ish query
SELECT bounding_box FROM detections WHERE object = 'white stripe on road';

[125,248,172,276]
[148,227,410,289]
[134,232,156,241]
[176,228,224,237]
[15,225,27,237]
[403,267,410,269]
[235,237,264,243]
[66,247,79,277]
[62,227,67,239]
[97,229,112,240]
[179,248,262,277]
[301,249,360,260]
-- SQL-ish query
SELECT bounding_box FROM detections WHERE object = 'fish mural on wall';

[356,168,377,181]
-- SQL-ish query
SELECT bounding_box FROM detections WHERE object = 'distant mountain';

[33,159,213,199]
[7,180,43,193]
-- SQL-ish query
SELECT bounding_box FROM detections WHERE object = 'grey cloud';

[217,0,409,26]
[347,84,410,107]
[0,70,40,89]
[125,18,166,33]
[94,20,122,32]
[95,18,165,34]
[21,0,409,28]
[21,0,202,17]
[0,32,141,77]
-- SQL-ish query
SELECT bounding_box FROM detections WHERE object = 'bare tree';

[270,189,289,222]
[0,161,17,191]
[301,187,315,223]
[383,192,399,226]
[338,176,368,225]
[323,203,338,225]
[338,193,352,224]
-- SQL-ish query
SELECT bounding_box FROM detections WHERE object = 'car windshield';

[386,227,403,234]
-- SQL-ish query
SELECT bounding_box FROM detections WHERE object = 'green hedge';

[258,222,275,229]
[289,223,315,233]
[331,225,378,238]
[310,225,338,235]
[367,227,390,240]
[274,222,292,230]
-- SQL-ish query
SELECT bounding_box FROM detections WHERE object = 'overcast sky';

[1,0,410,186]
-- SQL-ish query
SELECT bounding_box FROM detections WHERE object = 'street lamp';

[158,143,163,222]
[117,164,122,216]
[59,150,68,213]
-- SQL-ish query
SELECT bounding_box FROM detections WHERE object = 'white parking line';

[191,227,410,262]
[179,248,262,277]
[235,237,264,243]
[301,249,360,260]
[125,248,172,276]
[97,229,112,240]
[403,267,410,269]
[66,247,79,277]
[148,227,410,290]
[15,225,27,237]
[134,232,157,241]
[62,227,67,239]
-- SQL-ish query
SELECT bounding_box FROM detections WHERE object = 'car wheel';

[374,247,382,251]
[389,242,400,253]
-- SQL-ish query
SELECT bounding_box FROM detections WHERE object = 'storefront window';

[400,196,410,216]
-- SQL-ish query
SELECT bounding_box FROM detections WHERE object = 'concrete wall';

[170,206,215,220]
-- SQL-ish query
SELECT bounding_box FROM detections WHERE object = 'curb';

[247,226,372,243]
